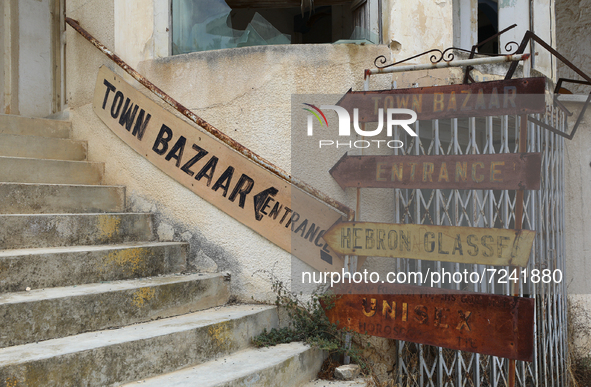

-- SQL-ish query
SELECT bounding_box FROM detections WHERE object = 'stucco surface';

[556,0,591,94]
[563,101,591,296]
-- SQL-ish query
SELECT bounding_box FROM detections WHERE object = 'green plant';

[252,271,367,368]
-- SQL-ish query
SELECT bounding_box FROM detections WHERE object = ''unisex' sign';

[322,283,534,361]
[93,66,347,272]
[323,222,535,267]
[329,152,542,190]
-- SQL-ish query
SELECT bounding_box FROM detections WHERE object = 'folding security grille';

[389,106,567,387]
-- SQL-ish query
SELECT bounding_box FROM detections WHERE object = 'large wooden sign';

[321,283,534,361]
[329,152,542,190]
[323,222,535,267]
[93,66,348,272]
[336,77,546,122]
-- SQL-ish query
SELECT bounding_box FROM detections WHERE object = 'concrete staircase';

[0,114,324,386]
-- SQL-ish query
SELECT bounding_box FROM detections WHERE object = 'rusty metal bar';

[65,17,354,220]
[508,114,528,387]
[505,30,591,84]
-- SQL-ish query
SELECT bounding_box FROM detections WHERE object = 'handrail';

[65,17,354,220]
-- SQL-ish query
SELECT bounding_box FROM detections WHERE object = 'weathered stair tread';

[0,241,186,258]
[0,133,87,161]
[0,156,104,185]
[0,212,154,249]
[0,182,125,214]
[122,342,325,387]
[0,241,188,291]
[0,114,71,138]
[0,305,279,386]
[0,272,230,347]
[0,304,274,365]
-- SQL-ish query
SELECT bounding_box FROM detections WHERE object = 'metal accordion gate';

[391,106,567,386]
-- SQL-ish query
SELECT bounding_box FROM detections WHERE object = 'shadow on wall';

[127,192,243,285]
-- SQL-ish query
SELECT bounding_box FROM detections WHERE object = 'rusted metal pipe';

[366,53,530,76]
[508,114,529,387]
[65,17,354,219]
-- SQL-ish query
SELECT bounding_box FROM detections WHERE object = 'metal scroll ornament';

[375,24,520,70]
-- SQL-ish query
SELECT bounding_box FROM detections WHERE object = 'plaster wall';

[562,100,591,297]
[556,0,591,94]
[555,0,591,355]
[382,0,454,59]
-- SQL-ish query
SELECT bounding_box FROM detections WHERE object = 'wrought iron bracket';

[462,24,519,84]
[504,30,591,140]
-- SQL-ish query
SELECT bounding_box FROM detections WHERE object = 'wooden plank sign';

[336,77,546,122]
[93,66,348,272]
[329,152,542,190]
[323,222,535,267]
[321,282,534,361]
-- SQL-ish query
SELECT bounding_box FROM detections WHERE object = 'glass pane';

[172,0,291,54]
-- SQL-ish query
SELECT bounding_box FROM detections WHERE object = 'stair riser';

[0,158,103,185]
[0,244,188,292]
[0,275,230,348]
[216,349,325,387]
[0,115,71,138]
[0,308,278,387]
[0,184,125,214]
[0,134,86,161]
[0,214,154,249]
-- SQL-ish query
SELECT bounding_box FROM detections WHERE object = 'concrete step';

[304,378,369,386]
[123,342,325,387]
[0,133,87,161]
[0,156,104,185]
[0,272,230,348]
[0,183,125,214]
[0,114,71,138]
[0,304,278,386]
[0,242,188,292]
[0,213,154,249]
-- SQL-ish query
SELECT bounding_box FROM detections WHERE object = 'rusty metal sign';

[329,152,542,190]
[336,78,546,122]
[323,222,535,267]
[93,66,347,272]
[321,282,534,361]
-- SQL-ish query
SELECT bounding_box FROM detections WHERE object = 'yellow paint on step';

[132,287,156,307]
[208,321,231,349]
[102,248,147,276]
[98,215,121,238]
[5,377,19,387]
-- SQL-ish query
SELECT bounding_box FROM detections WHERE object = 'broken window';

[478,0,498,54]
[171,0,380,55]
